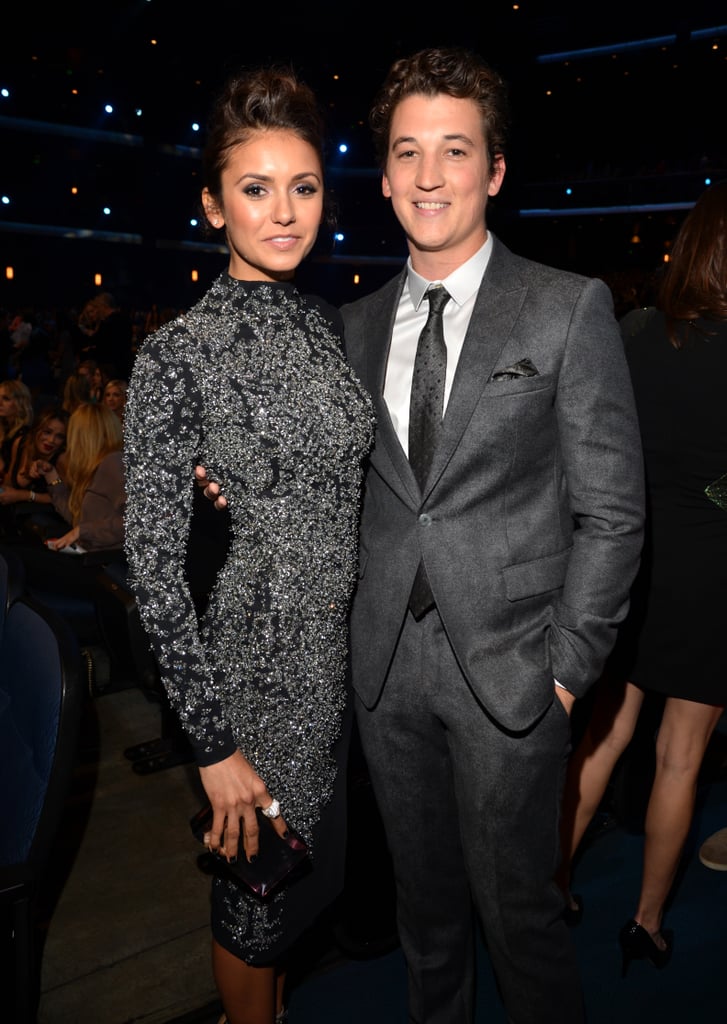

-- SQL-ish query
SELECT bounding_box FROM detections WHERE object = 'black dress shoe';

[618,918,673,976]
[562,894,583,927]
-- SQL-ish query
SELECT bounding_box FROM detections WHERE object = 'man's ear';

[382,173,392,199]
[202,187,224,228]
[487,154,506,198]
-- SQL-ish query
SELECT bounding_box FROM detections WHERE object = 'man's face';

[382,93,505,271]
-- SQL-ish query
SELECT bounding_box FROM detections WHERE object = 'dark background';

[1,0,725,312]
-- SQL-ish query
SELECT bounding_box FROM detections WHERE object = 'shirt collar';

[406,234,494,311]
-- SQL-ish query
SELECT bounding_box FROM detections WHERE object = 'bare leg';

[556,678,644,903]
[212,938,278,1024]
[635,697,724,946]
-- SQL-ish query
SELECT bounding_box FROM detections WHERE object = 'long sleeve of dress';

[123,327,237,765]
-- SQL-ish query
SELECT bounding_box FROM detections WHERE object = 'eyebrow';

[391,132,476,148]
[233,170,322,186]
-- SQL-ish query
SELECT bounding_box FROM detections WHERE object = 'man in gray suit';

[197,45,644,1023]
[338,47,644,1023]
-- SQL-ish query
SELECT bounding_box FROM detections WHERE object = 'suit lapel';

[364,272,422,504]
[425,240,527,495]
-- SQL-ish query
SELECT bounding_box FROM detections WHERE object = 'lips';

[415,202,449,210]
[265,236,300,252]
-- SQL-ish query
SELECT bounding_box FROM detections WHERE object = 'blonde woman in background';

[0,402,125,614]
[38,401,125,554]
[0,379,34,475]
[103,378,128,424]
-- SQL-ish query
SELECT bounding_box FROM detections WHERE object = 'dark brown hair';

[658,180,727,348]
[201,66,332,231]
[368,46,510,170]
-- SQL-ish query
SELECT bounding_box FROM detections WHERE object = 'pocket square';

[490,358,539,381]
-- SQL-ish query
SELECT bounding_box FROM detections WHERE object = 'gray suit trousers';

[355,608,585,1024]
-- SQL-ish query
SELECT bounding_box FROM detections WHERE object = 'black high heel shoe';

[618,918,673,976]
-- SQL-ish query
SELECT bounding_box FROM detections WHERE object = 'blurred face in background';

[35,417,67,459]
[104,382,127,417]
[0,387,18,422]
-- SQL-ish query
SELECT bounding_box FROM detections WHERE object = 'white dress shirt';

[383,236,493,456]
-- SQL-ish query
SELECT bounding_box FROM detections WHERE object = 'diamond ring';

[261,798,281,819]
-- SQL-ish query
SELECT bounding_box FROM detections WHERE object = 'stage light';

[192,122,200,132]
[104,104,114,114]
[6,266,14,280]
[1,196,9,205]
[103,207,111,216]
[1,88,8,99]
[94,273,103,286]
[191,269,199,282]
[334,232,344,242]
[338,143,348,154]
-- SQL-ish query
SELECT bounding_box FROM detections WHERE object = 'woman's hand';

[30,459,54,480]
[194,465,228,510]
[198,749,288,863]
[46,525,80,551]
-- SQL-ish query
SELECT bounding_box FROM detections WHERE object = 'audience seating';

[0,590,83,1022]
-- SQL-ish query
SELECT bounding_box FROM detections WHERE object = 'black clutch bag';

[190,804,310,899]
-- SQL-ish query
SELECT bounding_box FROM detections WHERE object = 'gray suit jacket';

[341,237,645,732]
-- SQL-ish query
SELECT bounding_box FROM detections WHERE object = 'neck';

[408,231,489,282]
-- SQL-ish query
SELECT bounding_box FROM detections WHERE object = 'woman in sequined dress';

[557,181,727,973]
[123,68,374,1024]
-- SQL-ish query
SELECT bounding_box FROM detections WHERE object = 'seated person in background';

[0,379,34,475]
[0,405,68,535]
[103,378,127,424]
[91,363,109,403]
[36,401,125,554]
[0,402,125,622]
[62,371,93,415]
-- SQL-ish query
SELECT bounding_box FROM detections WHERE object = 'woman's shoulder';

[301,292,344,337]
[96,449,124,475]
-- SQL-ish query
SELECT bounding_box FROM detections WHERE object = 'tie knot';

[426,286,450,316]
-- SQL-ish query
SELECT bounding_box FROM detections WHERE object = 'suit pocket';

[484,371,554,398]
[502,547,572,602]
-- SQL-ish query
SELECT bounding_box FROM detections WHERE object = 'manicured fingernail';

[228,856,237,864]
[282,831,289,839]
[249,854,258,863]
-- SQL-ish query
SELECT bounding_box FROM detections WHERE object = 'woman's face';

[36,417,66,458]
[0,388,18,420]
[92,368,103,387]
[202,130,324,282]
[104,385,126,413]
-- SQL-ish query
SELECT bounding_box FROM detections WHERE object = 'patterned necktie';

[408,285,450,489]
[407,285,450,619]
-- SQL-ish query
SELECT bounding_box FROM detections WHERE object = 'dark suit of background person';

[339,47,645,1024]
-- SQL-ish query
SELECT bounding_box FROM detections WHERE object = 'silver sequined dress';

[123,272,374,961]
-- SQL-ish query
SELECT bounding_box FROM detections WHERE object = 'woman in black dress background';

[556,181,727,973]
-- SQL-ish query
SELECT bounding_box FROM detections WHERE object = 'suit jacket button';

[418,513,432,526]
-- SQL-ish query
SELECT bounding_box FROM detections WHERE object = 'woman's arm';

[75,451,125,550]
[123,330,238,768]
